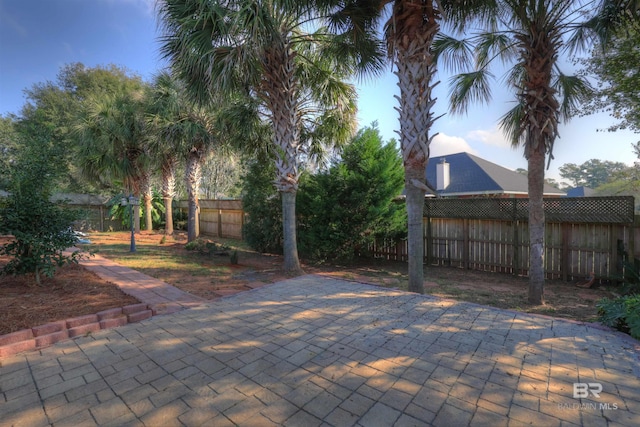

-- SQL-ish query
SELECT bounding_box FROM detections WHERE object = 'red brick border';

[0,303,156,359]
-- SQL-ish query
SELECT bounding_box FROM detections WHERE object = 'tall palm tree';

[317,0,494,293]
[75,90,152,232]
[147,72,184,236]
[446,0,637,304]
[151,77,219,243]
[158,0,358,273]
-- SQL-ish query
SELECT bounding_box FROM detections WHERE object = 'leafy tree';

[446,0,634,304]
[579,25,640,135]
[0,126,84,285]
[594,143,640,211]
[559,159,629,188]
[297,125,406,261]
[20,63,145,194]
[158,0,358,273]
[0,115,19,190]
[200,150,245,199]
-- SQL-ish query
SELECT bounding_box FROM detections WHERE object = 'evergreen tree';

[298,125,406,261]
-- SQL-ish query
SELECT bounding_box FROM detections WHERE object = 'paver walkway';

[1,273,639,426]
[81,254,207,314]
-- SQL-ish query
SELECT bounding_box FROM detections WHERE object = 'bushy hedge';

[242,125,406,262]
[241,156,283,254]
[597,261,640,340]
[297,126,405,261]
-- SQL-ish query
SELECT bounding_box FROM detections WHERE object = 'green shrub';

[241,157,283,254]
[597,295,640,339]
[0,132,86,285]
[297,125,406,262]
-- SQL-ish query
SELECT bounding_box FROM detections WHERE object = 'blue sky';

[0,0,637,185]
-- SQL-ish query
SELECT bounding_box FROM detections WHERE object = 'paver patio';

[1,274,639,426]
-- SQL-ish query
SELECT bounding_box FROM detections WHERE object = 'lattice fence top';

[424,196,635,223]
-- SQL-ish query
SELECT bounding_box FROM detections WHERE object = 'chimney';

[436,159,450,191]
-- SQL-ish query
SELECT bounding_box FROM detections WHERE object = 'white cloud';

[429,133,477,157]
[466,127,511,148]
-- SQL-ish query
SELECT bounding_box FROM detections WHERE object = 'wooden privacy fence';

[371,196,638,282]
[176,199,244,240]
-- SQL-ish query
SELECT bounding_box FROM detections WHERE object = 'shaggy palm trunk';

[134,205,141,234]
[141,173,153,232]
[393,3,440,294]
[186,153,202,243]
[162,157,177,235]
[521,17,560,305]
[263,38,302,274]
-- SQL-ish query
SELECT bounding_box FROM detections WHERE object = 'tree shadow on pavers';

[12,275,637,427]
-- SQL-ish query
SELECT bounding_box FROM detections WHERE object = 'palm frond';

[499,102,526,149]
[553,73,593,121]
[474,32,517,68]
[432,34,474,74]
[448,70,494,115]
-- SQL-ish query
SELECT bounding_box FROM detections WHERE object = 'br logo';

[573,383,603,398]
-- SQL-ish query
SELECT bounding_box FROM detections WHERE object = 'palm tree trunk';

[186,153,202,242]
[141,174,153,231]
[134,204,141,234]
[527,145,546,304]
[394,18,440,294]
[281,190,301,273]
[164,197,174,235]
[263,39,303,274]
[162,157,177,235]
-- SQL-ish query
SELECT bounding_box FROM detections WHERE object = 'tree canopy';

[559,159,629,188]
[579,25,640,136]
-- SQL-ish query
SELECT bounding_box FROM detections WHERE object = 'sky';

[0,0,637,186]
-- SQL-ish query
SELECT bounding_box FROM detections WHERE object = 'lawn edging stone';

[0,302,155,359]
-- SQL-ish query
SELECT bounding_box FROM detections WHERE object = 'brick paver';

[1,275,639,426]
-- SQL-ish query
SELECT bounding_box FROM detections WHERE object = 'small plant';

[230,250,238,265]
[185,238,230,256]
[159,235,166,245]
[185,238,208,254]
[597,295,640,339]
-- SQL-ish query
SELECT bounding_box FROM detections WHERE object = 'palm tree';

[446,0,637,304]
[75,90,152,232]
[317,0,494,293]
[146,72,184,236]
[157,0,358,273]
[151,77,219,243]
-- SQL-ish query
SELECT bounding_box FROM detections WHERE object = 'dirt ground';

[1,232,618,336]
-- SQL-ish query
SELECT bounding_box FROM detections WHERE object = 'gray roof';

[426,152,565,196]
